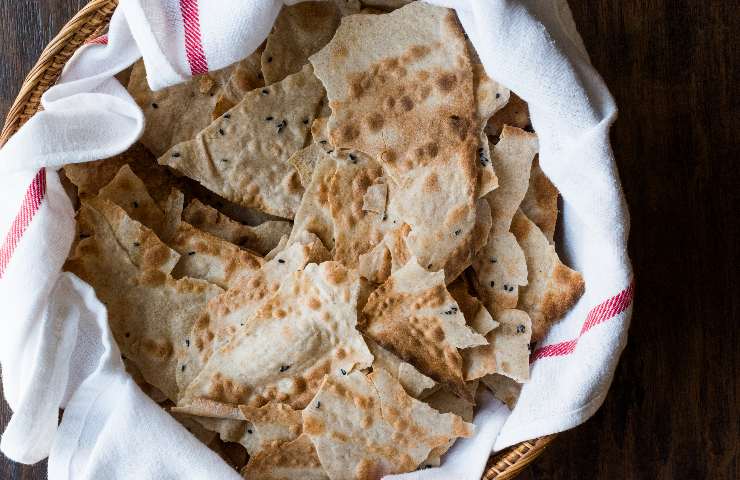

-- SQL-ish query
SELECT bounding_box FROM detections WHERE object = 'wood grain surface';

[1,1,738,479]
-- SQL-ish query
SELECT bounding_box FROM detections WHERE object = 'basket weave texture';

[0,1,556,477]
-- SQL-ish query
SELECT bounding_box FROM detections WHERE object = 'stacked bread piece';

[62,2,584,478]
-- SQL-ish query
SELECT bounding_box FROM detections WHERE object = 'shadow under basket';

[0,1,557,478]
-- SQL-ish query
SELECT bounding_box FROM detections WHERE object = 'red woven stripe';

[531,282,635,361]
[0,169,46,279]
[85,34,108,45]
[180,0,208,75]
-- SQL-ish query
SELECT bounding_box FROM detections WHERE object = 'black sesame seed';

[278,259,285,264]
[516,324,526,334]
[172,152,181,157]
[427,263,432,269]
[151,102,159,109]
[133,242,140,247]
[279,365,291,372]
[383,214,388,221]
[444,310,453,315]
[340,368,347,375]
[490,281,495,287]
[188,251,196,256]
[319,140,328,144]
[221,158,229,162]
[316,401,321,408]
[503,284,509,290]
[181,364,186,371]
[326,149,334,154]
[267,56,273,63]
[185,339,190,347]
[454,229,462,236]
[125,332,130,338]
[224,113,231,119]
[247,429,253,434]
[219,128,225,135]
[348,153,357,163]
[302,118,309,124]
[132,201,139,208]
[491,257,497,263]
[495,93,501,99]
[261,89,269,95]
[265,116,274,121]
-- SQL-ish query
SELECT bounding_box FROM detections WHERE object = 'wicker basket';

[0,1,556,477]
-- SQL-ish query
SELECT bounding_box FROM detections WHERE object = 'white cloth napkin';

[0,1,633,479]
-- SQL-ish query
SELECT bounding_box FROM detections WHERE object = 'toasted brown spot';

[366,113,384,132]
[400,96,414,112]
[307,297,322,310]
[436,73,457,92]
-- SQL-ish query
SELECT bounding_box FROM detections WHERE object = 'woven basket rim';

[0,1,555,478]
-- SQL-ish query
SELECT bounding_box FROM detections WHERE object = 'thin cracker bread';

[178,233,330,392]
[261,2,343,85]
[486,92,531,137]
[159,65,325,219]
[238,403,302,455]
[179,262,373,410]
[128,56,261,157]
[520,156,559,243]
[242,434,328,480]
[65,203,222,400]
[364,337,436,398]
[481,373,523,410]
[302,368,473,478]
[511,210,585,341]
[310,3,484,280]
[472,127,538,313]
[362,258,486,401]
[168,221,264,289]
[182,199,292,255]
[463,308,532,382]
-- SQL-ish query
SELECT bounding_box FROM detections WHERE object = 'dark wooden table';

[1,1,738,479]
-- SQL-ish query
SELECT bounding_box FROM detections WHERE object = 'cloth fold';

[0,1,632,478]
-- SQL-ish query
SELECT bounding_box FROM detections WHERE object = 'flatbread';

[96,164,166,235]
[128,51,263,156]
[520,156,559,243]
[168,221,264,289]
[302,369,473,479]
[288,148,338,251]
[362,258,487,401]
[511,210,585,341]
[360,0,413,9]
[310,2,483,281]
[238,403,302,455]
[463,309,532,382]
[486,92,531,137]
[481,373,522,409]
[473,64,510,197]
[365,337,436,398]
[179,262,373,410]
[242,434,328,480]
[421,384,476,465]
[159,65,325,219]
[362,182,387,216]
[65,203,222,401]
[448,278,498,336]
[179,233,329,392]
[472,126,538,313]
[261,2,343,85]
[182,200,292,256]
[212,46,266,118]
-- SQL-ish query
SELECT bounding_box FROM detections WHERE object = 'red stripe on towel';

[85,34,108,45]
[0,169,46,279]
[180,0,208,75]
[531,282,635,361]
